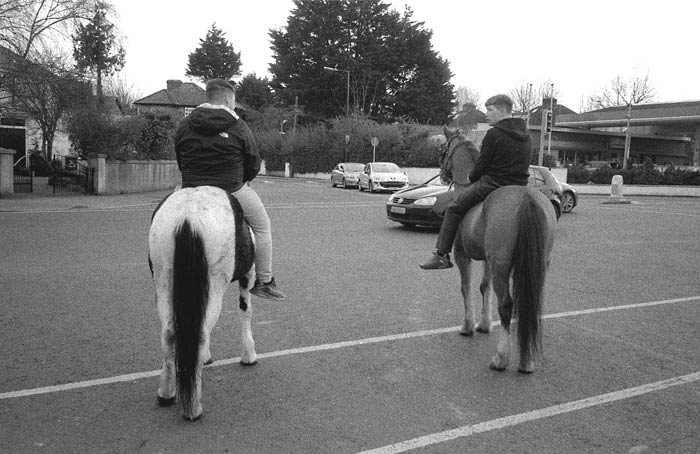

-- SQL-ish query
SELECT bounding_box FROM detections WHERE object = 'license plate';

[390,206,406,214]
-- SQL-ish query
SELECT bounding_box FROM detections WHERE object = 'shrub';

[253,115,442,174]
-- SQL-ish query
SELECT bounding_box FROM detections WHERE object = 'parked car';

[386,165,566,228]
[358,162,409,193]
[331,162,364,188]
[559,180,578,213]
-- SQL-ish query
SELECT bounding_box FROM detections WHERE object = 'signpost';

[345,134,350,163]
[371,136,379,162]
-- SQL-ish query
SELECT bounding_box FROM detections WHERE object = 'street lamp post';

[323,66,350,117]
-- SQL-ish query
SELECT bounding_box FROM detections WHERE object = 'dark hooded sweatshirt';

[469,117,532,186]
[174,105,261,193]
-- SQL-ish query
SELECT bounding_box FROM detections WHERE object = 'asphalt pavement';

[1,177,699,453]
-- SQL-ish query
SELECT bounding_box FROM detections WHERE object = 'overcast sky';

[111,0,699,112]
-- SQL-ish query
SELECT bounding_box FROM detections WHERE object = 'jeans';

[435,175,501,254]
[231,184,273,283]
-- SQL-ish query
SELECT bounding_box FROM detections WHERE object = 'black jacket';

[469,117,531,186]
[175,105,260,193]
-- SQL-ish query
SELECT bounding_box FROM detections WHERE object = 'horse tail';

[173,219,208,416]
[512,192,547,363]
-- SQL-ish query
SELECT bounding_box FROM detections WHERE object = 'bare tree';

[5,47,86,160]
[510,82,535,114]
[0,0,95,58]
[510,80,560,113]
[454,86,481,111]
[587,72,656,110]
[104,74,140,114]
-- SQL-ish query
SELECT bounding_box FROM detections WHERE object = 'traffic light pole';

[538,109,551,166]
[547,93,554,159]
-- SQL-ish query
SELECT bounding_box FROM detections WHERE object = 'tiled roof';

[134,82,206,107]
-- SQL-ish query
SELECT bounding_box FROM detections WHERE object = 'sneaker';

[419,252,453,270]
[250,277,286,300]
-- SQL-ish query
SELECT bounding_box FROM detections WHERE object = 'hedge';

[252,116,442,173]
[567,161,700,185]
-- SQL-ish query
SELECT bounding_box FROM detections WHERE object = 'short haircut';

[205,78,236,100]
[485,94,513,112]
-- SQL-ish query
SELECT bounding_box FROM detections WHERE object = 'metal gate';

[51,158,93,195]
[13,172,32,193]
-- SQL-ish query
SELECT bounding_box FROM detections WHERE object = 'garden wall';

[104,160,181,194]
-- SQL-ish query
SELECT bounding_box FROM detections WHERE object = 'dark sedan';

[386,165,566,228]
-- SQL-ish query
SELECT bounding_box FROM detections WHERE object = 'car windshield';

[344,163,364,172]
[372,163,400,173]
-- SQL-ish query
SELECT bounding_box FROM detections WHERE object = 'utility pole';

[623,103,633,169]
[525,83,533,128]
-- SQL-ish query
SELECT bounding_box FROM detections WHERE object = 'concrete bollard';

[603,174,631,204]
[610,175,623,198]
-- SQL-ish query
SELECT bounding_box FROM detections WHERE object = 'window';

[184,107,195,117]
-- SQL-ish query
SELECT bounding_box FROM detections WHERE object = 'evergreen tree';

[269,0,453,124]
[72,1,125,98]
[186,24,241,83]
[236,73,274,110]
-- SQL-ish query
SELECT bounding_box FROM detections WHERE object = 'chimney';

[542,97,557,107]
[166,79,183,91]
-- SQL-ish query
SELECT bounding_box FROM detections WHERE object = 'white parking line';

[1,295,698,401]
[356,372,700,454]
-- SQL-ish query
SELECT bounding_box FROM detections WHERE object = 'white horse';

[148,186,257,421]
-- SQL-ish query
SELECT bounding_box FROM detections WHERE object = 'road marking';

[1,295,698,401]
[355,371,700,454]
[599,205,700,217]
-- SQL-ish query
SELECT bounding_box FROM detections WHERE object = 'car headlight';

[414,196,437,206]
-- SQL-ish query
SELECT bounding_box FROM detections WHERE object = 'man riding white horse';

[174,78,285,300]
[420,94,532,270]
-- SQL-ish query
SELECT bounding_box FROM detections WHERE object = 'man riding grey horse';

[420,94,532,270]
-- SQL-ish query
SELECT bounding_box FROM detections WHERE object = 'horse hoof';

[459,328,474,337]
[157,396,175,407]
[204,357,214,366]
[518,361,535,374]
[476,325,490,334]
[240,359,258,367]
[489,355,508,371]
[183,413,203,422]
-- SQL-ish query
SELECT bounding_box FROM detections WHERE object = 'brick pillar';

[88,153,107,195]
[0,147,16,197]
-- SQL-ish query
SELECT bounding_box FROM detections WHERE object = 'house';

[133,80,206,120]
[0,45,124,164]
[134,79,252,121]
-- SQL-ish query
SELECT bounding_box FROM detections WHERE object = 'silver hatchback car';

[330,162,364,189]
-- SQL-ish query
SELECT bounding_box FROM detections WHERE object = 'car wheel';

[331,178,336,188]
[551,201,562,220]
[561,192,575,213]
[369,181,374,193]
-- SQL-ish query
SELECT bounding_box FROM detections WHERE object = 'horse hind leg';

[476,262,492,333]
[454,251,476,337]
[155,271,176,406]
[238,267,257,366]
[489,262,513,371]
